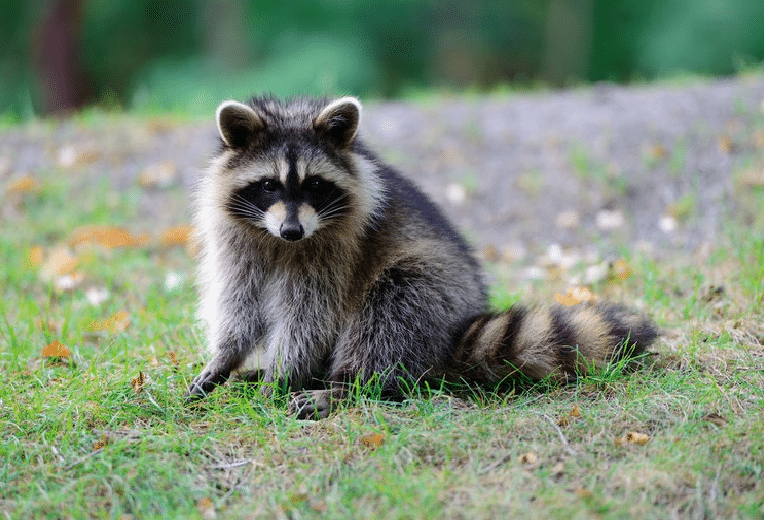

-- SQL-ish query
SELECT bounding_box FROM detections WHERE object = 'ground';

[1,76,763,519]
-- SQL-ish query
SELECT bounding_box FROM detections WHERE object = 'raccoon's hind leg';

[288,386,345,420]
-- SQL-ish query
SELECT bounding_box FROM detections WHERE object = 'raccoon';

[186,95,658,418]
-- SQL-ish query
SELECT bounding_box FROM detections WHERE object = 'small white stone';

[584,262,609,284]
[659,216,677,233]
[524,266,546,280]
[164,272,184,292]
[546,243,563,264]
[556,210,580,229]
[445,183,467,205]
[57,145,77,168]
[85,286,109,306]
[596,209,624,230]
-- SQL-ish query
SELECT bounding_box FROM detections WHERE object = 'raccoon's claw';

[185,367,230,402]
[288,389,337,420]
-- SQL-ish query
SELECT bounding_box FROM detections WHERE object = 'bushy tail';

[448,302,658,385]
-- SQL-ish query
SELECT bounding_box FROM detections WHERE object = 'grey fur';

[187,95,658,418]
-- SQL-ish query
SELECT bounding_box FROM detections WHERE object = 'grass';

[1,111,764,520]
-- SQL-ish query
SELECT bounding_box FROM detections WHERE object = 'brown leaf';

[196,497,216,520]
[160,226,193,247]
[131,372,145,394]
[93,435,108,451]
[555,286,597,306]
[42,340,71,359]
[718,135,734,154]
[5,175,40,195]
[481,244,500,263]
[621,431,650,446]
[554,293,580,306]
[39,247,77,281]
[27,246,44,268]
[519,452,538,469]
[88,310,130,333]
[358,432,386,449]
[69,225,137,248]
[611,259,632,281]
[646,143,667,160]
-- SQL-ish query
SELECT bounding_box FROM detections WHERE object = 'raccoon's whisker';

[318,199,352,220]
[227,194,265,218]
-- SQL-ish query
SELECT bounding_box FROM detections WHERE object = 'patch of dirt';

[2,76,763,273]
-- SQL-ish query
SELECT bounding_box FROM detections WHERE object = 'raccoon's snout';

[280,221,304,241]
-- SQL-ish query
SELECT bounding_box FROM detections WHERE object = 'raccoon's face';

[215,97,363,242]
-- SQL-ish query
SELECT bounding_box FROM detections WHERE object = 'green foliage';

[3,1,764,118]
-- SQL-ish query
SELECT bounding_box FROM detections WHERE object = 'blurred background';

[2,0,764,119]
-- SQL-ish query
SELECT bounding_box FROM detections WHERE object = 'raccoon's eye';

[304,177,329,193]
[261,179,279,193]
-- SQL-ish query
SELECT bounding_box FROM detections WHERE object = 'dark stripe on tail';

[447,302,658,386]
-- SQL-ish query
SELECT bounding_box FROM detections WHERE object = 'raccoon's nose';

[280,222,304,241]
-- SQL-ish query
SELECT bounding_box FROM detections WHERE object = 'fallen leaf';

[482,244,500,262]
[88,310,130,333]
[559,405,583,426]
[611,259,632,281]
[718,135,734,154]
[42,340,71,359]
[519,452,538,469]
[69,225,137,248]
[39,247,77,281]
[196,497,216,520]
[625,431,649,446]
[27,246,44,267]
[5,175,40,195]
[160,226,193,247]
[358,432,386,449]
[555,286,597,306]
[131,372,145,394]
[554,293,580,306]
[93,435,108,451]
[646,143,667,160]
[616,431,650,447]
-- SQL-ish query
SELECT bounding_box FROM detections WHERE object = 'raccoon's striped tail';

[448,302,658,385]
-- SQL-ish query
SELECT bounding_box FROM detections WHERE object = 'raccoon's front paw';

[185,367,229,401]
[288,389,341,420]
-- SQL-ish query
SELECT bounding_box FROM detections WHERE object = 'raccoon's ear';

[216,100,265,149]
[314,96,361,149]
